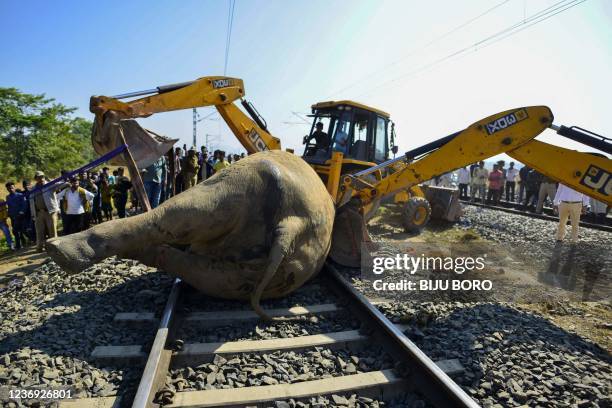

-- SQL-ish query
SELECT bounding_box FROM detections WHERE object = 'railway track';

[459,199,612,233]
[61,264,478,408]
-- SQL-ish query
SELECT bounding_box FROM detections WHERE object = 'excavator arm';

[89,76,281,167]
[339,104,611,214]
[340,106,556,206]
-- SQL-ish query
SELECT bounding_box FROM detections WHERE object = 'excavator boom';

[89,76,281,168]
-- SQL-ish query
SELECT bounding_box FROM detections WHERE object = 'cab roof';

[311,100,390,118]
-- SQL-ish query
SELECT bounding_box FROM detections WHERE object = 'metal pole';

[192,108,197,149]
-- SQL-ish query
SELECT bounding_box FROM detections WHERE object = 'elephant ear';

[328,204,370,268]
[92,111,177,168]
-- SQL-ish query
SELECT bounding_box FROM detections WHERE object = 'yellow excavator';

[89,75,612,266]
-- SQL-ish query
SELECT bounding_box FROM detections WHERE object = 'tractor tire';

[401,197,431,233]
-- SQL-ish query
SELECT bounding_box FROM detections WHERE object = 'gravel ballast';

[0,257,172,402]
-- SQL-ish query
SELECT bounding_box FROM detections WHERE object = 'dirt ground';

[0,247,49,288]
[368,204,612,352]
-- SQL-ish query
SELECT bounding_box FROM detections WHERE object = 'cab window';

[374,116,387,162]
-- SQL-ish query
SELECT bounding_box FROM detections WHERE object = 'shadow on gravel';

[404,303,611,388]
[538,242,610,301]
[0,271,172,404]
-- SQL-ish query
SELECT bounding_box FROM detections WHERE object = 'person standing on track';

[537,175,557,214]
[554,184,590,243]
[486,164,503,206]
[518,164,530,204]
[505,161,519,202]
[457,166,470,200]
[471,161,488,204]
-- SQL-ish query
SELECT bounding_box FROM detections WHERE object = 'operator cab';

[302,101,396,166]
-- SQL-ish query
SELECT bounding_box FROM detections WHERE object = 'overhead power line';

[355,0,587,98]
[224,0,237,76]
[324,0,512,99]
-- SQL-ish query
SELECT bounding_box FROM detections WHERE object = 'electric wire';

[324,0,513,99]
[355,0,587,98]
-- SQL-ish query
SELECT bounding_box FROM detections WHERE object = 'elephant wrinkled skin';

[46,151,335,319]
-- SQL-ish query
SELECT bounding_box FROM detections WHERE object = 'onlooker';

[104,167,116,185]
[457,166,470,199]
[30,171,59,251]
[21,179,36,242]
[536,175,557,213]
[79,172,97,229]
[100,174,114,221]
[487,164,503,205]
[518,164,531,204]
[197,146,208,182]
[143,155,166,208]
[182,148,200,190]
[523,169,542,210]
[113,167,132,218]
[111,170,119,185]
[213,151,230,174]
[57,176,94,234]
[589,197,608,223]
[0,199,14,250]
[471,161,488,204]
[5,181,28,249]
[505,161,519,202]
[553,184,590,243]
[91,174,103,225]
[174,147,184,195]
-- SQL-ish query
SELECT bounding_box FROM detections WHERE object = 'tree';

[0,88,95,181]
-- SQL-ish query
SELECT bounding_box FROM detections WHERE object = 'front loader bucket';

[421,185,463,222]
[329,204,371,267]
[92,111,178,168]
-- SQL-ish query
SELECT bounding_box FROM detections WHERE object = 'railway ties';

[63,267,477,407]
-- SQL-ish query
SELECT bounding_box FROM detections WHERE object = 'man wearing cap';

[57,176,94,234]
[30,171,60,252]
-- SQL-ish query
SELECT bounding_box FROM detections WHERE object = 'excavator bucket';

[329,204,371,268]
[421,185,463,222]
[92,111,178,168]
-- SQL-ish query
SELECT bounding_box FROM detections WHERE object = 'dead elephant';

[46,151,335,319]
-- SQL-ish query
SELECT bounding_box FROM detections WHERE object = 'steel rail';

[132,278,182,408]
[460,200,612,232]
[325,263,480,408]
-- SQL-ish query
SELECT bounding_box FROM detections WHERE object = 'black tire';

[401,197,432,232]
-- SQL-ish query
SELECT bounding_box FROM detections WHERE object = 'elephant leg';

[151,245,263,300]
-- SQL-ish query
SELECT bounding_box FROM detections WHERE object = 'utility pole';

[192,108,197,148]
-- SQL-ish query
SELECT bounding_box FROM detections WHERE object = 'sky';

[1,0,610,164]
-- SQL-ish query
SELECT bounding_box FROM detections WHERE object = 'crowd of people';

[451,160,608,220]
[0,145,246,253]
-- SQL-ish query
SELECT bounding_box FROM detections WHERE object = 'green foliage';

[0,88,95,181]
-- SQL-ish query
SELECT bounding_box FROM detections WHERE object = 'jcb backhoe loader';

[89,75,612,266]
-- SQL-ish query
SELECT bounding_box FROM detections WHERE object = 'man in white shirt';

[57,176,95,235]
[457,166,470,200]
[505,162,519,202]
[553,184,590,243]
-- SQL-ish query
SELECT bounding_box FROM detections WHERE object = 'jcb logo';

[485,109,528,135]
[248,128,268,152]
[212,79,233,89]
[580,165,611,197]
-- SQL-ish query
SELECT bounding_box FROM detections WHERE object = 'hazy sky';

[1,0,610,163]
